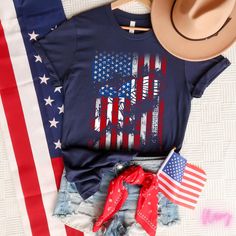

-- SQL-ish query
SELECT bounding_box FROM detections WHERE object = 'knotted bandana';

[93,165,159,236]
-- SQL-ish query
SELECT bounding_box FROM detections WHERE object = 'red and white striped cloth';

[0,1,82,235]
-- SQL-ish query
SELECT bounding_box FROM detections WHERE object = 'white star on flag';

[57,105,64,114]
[54,86,62,93]
[28,31,39,41]
[39,74,50,84]
[34,55,42,63]
[49,118,59,128]
[54,139,61,149]
[44,96,54,106]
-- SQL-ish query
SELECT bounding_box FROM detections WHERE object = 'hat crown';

[173,0,236,39]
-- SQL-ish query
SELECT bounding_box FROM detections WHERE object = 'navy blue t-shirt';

[34,4,230,199]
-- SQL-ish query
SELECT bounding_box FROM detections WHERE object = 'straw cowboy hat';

[151,0,236,61]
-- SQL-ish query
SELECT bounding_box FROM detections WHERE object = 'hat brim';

[151,0,236,61]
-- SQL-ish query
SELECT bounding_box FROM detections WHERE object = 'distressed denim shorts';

[53,157,180,235]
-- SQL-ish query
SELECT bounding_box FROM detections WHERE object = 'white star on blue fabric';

[162,154,187,182]
[57,105,64,114]
[28,31,39,41]
[34,55,42,63]
[49,118,59,128]
[54,139,61,149]
[39,74,50,84]
[44,96,54,106]
[54,86,62,93]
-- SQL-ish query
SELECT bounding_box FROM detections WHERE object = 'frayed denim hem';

[53,171,180,235]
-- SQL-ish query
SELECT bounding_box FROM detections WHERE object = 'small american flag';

[157,149,207,209]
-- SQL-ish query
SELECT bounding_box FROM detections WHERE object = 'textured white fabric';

[0,1,236,235]
[62,0,150,18]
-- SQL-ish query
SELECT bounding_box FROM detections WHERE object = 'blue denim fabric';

[53,157,180,235]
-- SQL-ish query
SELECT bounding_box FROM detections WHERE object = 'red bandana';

[93,165,159,236]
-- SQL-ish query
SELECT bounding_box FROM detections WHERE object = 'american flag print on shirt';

[158,150,207,209]
[91,51,165,151]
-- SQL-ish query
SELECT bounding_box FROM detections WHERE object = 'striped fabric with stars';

[0,0,83,236]
[27,27,65,156]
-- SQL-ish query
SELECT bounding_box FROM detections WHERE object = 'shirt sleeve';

[185,55,231,98]
[33,17,77,86]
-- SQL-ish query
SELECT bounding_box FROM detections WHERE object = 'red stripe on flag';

[158,57,167,150]
[51,157,64,190]
[146,55,155,141]
[159,189,195,209]
[161,57,167,76]
[99,97,108,148]
[0,22,50,236]
[134,55,144,149]
[186,163,206,175]
[111,97,119,149]
[65,226,84,236]
[159,173,200,198]
[181,181,202,192]
[122,99,130,149]
[157,100,164,150]
[182,175,205,187]
[159,179,197,204]
[184,169,207,181]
